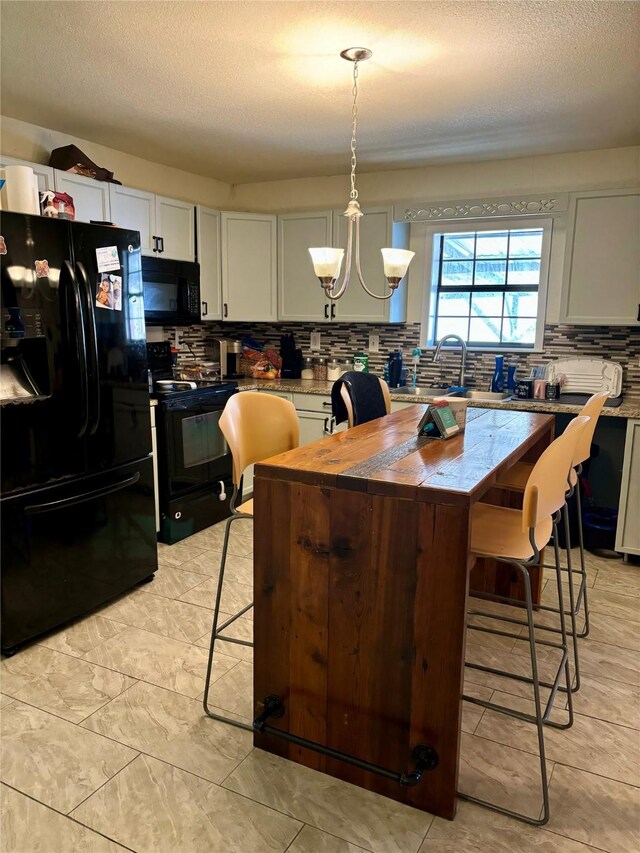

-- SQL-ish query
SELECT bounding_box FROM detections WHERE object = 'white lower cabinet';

[390,400,417,412]
[616,418,640,556]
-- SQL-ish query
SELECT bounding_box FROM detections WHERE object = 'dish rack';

[544,358,623,402]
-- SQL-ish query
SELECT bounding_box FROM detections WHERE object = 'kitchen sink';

[453,390,513,401]
[391,385,453,396]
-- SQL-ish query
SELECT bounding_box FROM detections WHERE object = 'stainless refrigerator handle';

[62,261,90,439]
[76,262,101,436]
[24,473,141,515]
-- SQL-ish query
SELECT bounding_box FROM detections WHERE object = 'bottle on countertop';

[490,355,505,393]
[388,350,403,388]
[507,363,517,392]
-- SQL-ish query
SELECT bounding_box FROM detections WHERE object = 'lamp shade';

[308,247,344,279]
[381,248,415,279]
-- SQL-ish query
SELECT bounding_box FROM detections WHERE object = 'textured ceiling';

[1,1,638,183]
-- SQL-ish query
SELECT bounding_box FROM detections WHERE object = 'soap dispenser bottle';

[490,355,505,393]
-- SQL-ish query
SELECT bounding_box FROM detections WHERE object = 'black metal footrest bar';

[253,695,439,788]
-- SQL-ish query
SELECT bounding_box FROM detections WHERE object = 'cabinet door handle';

[324,304,329,319]
[637,303,640,322]
[323,417,329,433]
[223,302,228,318]
[159,236,165,253]
[331,304,336,319]
[202,301,208,316]
[152,236,158,252]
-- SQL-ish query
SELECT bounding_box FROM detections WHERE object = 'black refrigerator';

[1,211,157,654]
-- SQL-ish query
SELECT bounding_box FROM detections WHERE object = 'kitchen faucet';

[434,334,467,387]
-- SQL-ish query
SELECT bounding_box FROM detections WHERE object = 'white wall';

[0,115,232,208]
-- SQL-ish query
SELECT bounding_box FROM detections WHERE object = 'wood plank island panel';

[253,406,553,820]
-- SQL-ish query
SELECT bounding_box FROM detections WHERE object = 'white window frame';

[420,217,553,352]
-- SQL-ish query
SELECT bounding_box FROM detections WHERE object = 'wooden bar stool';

[494,391,609,690]
[461,415,590,826]
[203,392,299,731]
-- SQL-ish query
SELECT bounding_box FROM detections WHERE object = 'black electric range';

[147,343,238,544]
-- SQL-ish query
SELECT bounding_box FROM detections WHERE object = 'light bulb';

[381,248,415,280]
[308,247,344,279]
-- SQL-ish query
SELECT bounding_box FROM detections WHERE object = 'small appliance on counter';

[208,338,243,379]
[280,333,302,379]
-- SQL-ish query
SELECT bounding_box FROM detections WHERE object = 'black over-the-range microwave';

[142,257,201,326]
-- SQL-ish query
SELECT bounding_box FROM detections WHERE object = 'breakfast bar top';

[256,405,554,505]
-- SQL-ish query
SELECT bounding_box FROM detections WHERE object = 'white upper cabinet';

[109,186,195,260]
[197,206,222,321]
[0,155,55,194]
[221,212,277,322]
[109,184,156,254]
[54,170,111,223]
[331,206,408,323]
[155,195,195,262]
[561,189,640,325]
[278,211,333,322]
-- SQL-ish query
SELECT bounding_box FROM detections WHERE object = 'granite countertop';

[235,378,640,419]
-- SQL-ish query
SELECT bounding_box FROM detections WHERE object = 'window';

[424,219,552,350]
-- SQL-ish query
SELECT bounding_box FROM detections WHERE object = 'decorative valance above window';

[395,193,569,222]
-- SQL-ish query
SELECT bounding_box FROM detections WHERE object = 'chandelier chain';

[349,61,359,200]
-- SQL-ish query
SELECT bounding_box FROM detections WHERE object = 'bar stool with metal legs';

[490,391,609,692]
[203,392,299,729]
[460,415,590,826]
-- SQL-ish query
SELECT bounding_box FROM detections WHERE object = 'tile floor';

[1,523,639,853]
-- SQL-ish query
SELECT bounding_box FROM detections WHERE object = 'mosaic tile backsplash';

[161,322,640,396]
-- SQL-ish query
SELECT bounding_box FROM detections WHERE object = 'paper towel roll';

[2,165,40,214]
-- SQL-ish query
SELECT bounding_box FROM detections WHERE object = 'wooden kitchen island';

[252,405,554,820]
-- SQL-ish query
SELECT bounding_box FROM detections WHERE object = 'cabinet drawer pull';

[331,304,336,319]
[202,301,208,316]
[324,304,329,319]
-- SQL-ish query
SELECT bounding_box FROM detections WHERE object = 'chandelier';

[308,48,415,301]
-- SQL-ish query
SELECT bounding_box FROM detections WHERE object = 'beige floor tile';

[72,753,300,853]
[546,764,640,853]
[577,586,640,623]
[99,588,214,643]
[223,748,433,853]
[203,660,254,719]
[585,610,640,651]
[157,540,209,567]
[38,614,129,658]
[465,642,564,703]
[571,672,640,729]
[421,798,599,852]
[0,784,127,852]
[0,701,136,813]
[195,612,254,661]
[0,694,15,710]
[180,575,253,620]
[461,684,492,735]
[181,547,254,584]
[511,633,640,686]
[458,732,551,821]
[465,612,518,652]
[185,523,253,558]
[288,825,372,852]
[594,563,640,597]
[0,645,135,723]
[83,626,237,698]
[475,692,640,786]
[82,680,252,783]
[146,564,209,599]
